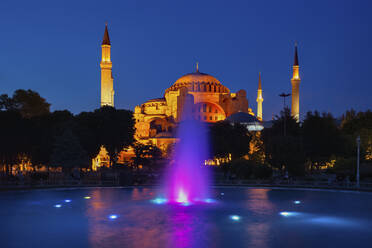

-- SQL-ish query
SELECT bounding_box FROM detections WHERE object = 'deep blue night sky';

[1,0,371,120]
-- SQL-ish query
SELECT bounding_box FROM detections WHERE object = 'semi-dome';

[165,69,229,94]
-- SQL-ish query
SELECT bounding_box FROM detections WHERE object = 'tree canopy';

[209,121,252,160]
[0,89,50,118]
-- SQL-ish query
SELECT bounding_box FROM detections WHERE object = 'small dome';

[227,112,260,123]
[227,112,263,131]
[166,70,229,93]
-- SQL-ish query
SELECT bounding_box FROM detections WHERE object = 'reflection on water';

[170,210,193,248]
[4,187,370,248]
[245,188,276,216]
[85,188,212,248]
[244,189,275,248]
[246,222,271,248]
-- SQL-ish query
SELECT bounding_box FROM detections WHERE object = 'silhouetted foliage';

[0,94,15,111]
[1,89,51,118]
[0,110,33,174]
[50,128,89,171]
[30,110,75,167]
[262,108,305,176]
[209,121,251,160]
[0,90,136,173]
[75,106,136,165]
[132,143,163,171]
[226,159,272,179]
[341,109,372,160]
[266,107,301,137]
[302,111,348,170]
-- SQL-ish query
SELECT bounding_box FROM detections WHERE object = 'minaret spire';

[258,72,262,90]
[294,42,299,66]
[256,72,263,121]
[102,23,111,45]
[100,23,114,107]
[196,62,199,72]
[291,42,301,122]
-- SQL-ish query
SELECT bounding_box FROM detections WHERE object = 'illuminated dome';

[165,70,230,93]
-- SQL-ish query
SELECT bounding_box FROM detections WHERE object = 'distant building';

[94,25,301,168]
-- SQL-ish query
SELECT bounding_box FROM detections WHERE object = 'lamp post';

[356,135,360,188]
[279,93,291,136]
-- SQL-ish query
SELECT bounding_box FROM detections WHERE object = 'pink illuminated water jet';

[164,103,211,204]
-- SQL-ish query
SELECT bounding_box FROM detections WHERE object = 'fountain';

[164,102,211,204]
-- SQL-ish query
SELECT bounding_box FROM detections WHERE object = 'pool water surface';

[1,187,371,248]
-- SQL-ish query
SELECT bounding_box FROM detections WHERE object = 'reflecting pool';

[1,187,372,248]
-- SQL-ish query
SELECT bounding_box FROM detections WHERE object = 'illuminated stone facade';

[93,26,303,169]
[133,65,251,150]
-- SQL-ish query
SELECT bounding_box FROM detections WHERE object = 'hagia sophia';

[92,24,301,169]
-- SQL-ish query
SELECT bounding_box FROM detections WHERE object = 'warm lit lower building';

[133,64,253,151]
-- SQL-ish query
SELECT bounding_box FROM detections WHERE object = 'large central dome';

[165,69,230,93]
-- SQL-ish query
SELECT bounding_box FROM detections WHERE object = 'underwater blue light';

[204,198,215,203]
[54,204,62,208]
[280,211,300,217]
[151,198,167,204]
[230,215,241,221]
[221,193,225,196]
[64,200,71,203]
[294,200,301,204]
[109,215,118,220]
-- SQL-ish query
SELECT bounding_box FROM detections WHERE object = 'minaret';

[100,23,114,107]
[291,43,301,122]
[256,72,263,121]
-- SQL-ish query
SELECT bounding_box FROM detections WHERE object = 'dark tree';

[209,121,251,160]
[264,135,305,176]
[0,111,33,174]
[30,110,75,167]
[302,111,348,170]
[341,109,372,160]
[262,108,305,176]
[75,106,135,165]
[267,107,301,137]
[132,143,163,170]
[0,94,16,111]
[11,89,51,118]
[50,128,89,172]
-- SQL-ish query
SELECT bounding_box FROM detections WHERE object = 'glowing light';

[84,196,91,199]
[64,200,71,203]
[54,204,62,208]
[109,215,118,220]
[176,189,188,203]
[221,193,224,196]
[280,211,300,217]
[204,198,215,203]
[294,200,301,204]
[230,215,241,221]
[151,198,167,204]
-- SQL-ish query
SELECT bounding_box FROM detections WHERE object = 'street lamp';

[356,135,360,188]
[279,93,291,136]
